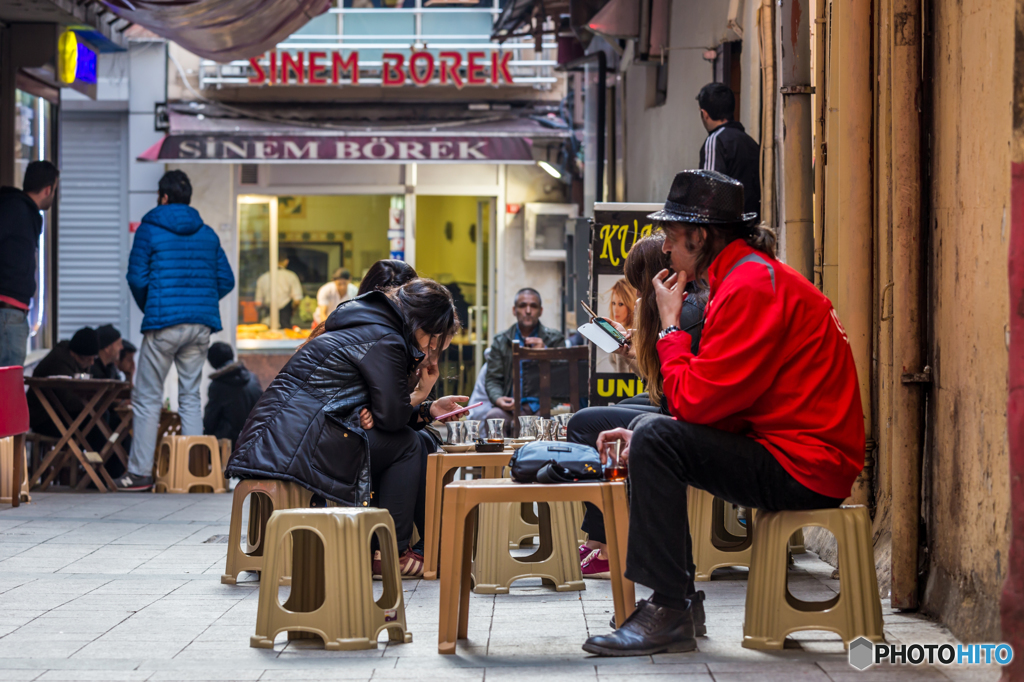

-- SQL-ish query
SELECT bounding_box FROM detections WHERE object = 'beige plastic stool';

[472,500,584,594]
[688,487,752,580]
[222,479,316,585]
[250,507,413,650]
[0,436,29,505]
[154,435,227,493]
[508,502,541,549]
[742,505,884,649]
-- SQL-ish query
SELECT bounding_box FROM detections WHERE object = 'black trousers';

[367,426,433,551]
[625,414,844,601]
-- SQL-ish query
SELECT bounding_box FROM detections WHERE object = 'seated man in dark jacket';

[28,327,105,450]
[483,288,565,434]
[203,342,262,446]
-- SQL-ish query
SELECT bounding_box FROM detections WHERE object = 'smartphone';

[579,299,628,346]
[434,401,484,421]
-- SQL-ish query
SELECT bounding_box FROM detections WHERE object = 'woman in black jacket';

[226,278,467,574]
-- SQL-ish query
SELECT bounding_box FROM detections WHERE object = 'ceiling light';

[538,161,561,179]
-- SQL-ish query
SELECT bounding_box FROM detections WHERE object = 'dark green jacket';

[485,322,566,404]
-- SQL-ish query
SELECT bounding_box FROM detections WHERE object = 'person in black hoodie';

[696,83,760,219]
[203,342,262,446]
[226,278,468,577]
[0,161,59,367]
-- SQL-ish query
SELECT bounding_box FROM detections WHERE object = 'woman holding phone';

[226,278,467,577]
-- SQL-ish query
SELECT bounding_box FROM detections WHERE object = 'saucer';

[440,444,475,453]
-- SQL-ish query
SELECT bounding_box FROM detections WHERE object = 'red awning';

[138,108,569,163]
[101,0,331,62]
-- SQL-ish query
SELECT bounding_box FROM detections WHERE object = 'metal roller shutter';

[58,112,129,341]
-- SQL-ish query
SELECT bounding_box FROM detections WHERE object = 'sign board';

[588,203,661,407]
[248,50,514,88]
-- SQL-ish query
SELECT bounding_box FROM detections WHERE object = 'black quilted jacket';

[225,291,424,505]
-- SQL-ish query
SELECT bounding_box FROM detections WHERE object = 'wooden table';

[25,377,132,492]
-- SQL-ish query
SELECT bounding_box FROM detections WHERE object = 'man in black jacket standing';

[203,342,262,446]
[696,83,760,219]
[0,161,59,367]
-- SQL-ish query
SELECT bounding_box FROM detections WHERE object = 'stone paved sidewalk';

[0,493,1003,681]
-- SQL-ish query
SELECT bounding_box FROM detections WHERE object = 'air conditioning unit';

[523,203,578,261]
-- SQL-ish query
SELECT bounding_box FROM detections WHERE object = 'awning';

[100,0,330,62]
[139,108,570,163]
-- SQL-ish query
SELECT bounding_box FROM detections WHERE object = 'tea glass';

[603,440,628,481]
[464,420,481,443]
[486,418,505,442]
[446,421,467,445]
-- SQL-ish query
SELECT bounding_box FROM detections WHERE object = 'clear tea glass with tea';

[603,440,628,481]
[486,418,505,443]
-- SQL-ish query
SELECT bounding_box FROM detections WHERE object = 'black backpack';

[510,441,603,483]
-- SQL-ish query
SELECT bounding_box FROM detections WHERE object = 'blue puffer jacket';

[127,204,235,332]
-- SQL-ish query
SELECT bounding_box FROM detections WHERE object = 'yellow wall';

[277,195,392,285]
[415,195,488,305]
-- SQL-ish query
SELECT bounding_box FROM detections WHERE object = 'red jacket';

[656,239,864,499]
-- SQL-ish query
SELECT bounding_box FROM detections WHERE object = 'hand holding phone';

[434,401,484,421]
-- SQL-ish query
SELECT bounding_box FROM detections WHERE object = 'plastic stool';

[472,500,584,594]
[742,505,885,649]
[688,487,752,580]
[438,479,633,654]
[222,479,316,585]
[0,436,29,505]
[509,502,541,549]
[154,436,227,493]
[250,507,413,650]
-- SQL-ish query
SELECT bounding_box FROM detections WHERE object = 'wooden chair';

[511,343,589,421]
[0,366,29,508]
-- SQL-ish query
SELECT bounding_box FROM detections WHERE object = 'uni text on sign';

[248,50,515,88]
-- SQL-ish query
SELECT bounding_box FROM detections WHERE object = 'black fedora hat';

[647,169,758,226]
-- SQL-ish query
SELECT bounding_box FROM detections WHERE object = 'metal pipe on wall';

[812,0,827,287]
[889,0,925,611]
[777,0,815,281]
[758,0,778,228]
[827,0,873,507]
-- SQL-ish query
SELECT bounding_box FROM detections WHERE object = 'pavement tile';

[0,671,45,681]
[36,672,153,681]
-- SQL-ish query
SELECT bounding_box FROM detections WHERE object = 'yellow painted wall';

[415,195,488,306]
[277,195,392,285]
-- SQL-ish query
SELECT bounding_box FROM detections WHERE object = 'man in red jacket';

[583,170,865,657]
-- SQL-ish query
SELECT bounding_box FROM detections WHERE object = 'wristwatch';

[658,325,682,340]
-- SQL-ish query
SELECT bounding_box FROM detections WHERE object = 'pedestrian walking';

[0,160,59,367]
[117,170,235,491]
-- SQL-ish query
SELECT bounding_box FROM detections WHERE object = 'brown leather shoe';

[608,591,706,636]
[583,599,697,657]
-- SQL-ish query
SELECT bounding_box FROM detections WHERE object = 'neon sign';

[247,50,514,88]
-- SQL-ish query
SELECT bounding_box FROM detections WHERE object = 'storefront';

[145,108,571,392]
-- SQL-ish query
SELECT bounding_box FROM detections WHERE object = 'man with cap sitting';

[581,170,865,657]
[203,342,262,447]
[91,325,125,380]
[27,327,107,450]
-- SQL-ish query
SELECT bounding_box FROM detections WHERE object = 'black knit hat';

[68,327,99,356]
[96,324,121,351]
[207,342,234,370]
[647,169,758,227]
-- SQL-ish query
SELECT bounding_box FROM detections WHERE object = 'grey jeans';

[0,308,29,367]
[128,323,211,477]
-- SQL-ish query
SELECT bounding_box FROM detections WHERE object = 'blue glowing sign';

[75,43,97,84]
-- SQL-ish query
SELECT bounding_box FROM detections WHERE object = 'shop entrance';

[415,196,492,398]
[236,194,392,348]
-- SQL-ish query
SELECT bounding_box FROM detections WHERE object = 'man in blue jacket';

[117,170,235,491]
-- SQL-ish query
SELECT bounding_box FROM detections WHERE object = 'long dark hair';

[624,234,671,406]
[664,221,778,277]
[358,259,417,296]
[391,278,461,339]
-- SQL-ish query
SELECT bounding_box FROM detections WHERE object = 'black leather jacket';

[226,292,425,505]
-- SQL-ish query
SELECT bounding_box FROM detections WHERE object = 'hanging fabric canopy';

[100,0,331,62]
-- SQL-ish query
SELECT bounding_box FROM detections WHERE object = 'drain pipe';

[889,0,926,611]
[558,52,607,207]
[776,0,815,281]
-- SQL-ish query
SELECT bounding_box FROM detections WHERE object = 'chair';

[154,435,227,493]
[688,487,753,581]
[742,505,885,649]
[250,507,413,650]
[437,478,632,654]
[222,479,318,585]
[511,343,589,425]
[0,366,29,508]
